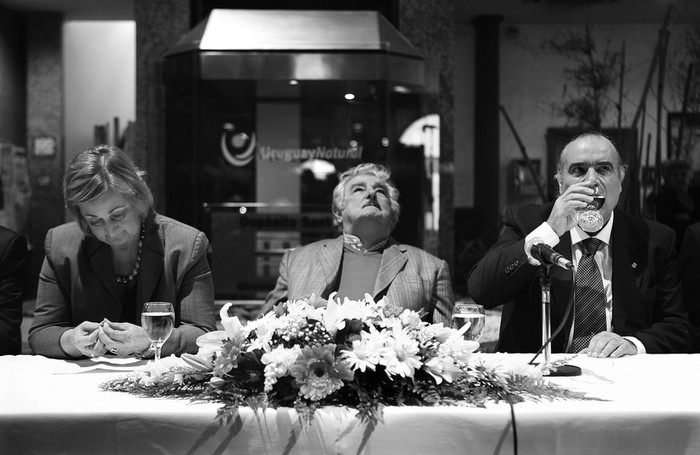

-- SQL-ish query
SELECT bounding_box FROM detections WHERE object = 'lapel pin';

[631,262,637,269]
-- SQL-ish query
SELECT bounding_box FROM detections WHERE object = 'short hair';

[331,163,401,231]
[63,145,154,233]
[555,131,628,178]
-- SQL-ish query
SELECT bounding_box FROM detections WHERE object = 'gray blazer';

[29,212,217,358]
[262,236,455,324]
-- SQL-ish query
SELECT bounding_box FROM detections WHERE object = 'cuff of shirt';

[524,222,560,265]
[623,336,646,355]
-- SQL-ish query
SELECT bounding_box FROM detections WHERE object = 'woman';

[29,145,216,358]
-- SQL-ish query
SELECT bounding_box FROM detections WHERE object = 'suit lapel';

[294,236,342,299]
[319,237,342,295]
[610,211,645,330]
[373,241,408,298]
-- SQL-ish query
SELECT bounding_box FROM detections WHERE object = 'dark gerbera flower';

[290,344,354,401]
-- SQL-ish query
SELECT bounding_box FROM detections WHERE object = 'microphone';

[527,239,573,270]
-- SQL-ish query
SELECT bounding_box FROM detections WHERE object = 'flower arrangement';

[101,295,583,424]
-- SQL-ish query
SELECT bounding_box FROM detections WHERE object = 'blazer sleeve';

[164,230,217,356]
[28,229,75,357]
[628,225,692,353]
[0,231,27,355]
[467,205,540,308]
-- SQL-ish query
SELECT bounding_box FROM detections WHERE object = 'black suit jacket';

[0,226,27,355]
[467,203,692,353]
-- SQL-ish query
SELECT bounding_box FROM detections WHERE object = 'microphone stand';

[539,265,581,377]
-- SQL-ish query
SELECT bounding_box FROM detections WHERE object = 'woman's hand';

[61,321,107,358]
[97,319,152,358]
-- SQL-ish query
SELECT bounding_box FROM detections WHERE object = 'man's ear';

[619,167,626,182]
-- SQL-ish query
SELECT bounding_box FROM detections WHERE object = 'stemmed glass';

[578,183,606,233]
[141,302,175,362]
[451,302,485,342]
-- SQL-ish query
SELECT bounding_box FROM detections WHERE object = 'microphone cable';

[508,394,519,455]
[528,267,577,366]
[514,268,577,455]
[506,267,577,455]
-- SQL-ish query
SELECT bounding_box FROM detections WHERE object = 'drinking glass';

[588,183,606,210]
[451,302,485,341]
[578,183,606,233]
[141,302,175,362]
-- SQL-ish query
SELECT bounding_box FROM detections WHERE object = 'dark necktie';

[570,237,606,352]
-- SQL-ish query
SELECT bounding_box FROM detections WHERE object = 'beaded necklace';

[116,222,145,284]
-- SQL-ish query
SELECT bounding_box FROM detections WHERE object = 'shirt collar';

[571,211,614,246]
[343,233,389,253]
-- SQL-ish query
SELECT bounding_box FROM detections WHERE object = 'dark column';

[399,0,456,268]
[134,0,190,212]
[26,13,64,298]
[0,5,26,145]
[472,15,503,236]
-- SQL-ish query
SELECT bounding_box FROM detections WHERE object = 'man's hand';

[547,183,595,236]
[582,331,638,358]
[97,319,152,358]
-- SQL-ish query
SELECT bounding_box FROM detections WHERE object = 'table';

[2,354,700,455]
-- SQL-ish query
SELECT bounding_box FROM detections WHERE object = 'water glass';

[141,302,175,362]
[451,302,485,341]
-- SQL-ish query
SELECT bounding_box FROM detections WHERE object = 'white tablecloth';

[1,354,699,455]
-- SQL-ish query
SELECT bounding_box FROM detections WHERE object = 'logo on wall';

[220,123,256,167]
[257,145,363,162]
